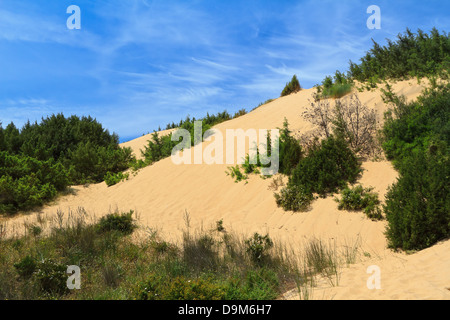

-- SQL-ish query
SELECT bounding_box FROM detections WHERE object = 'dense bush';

[34,259,68,296]
[384,150,449,251]
[281,75,302,97]
[104,171,129,187]
[335,185,382,220]
[349,28,450,82]
[382,83,450,251]
[274,184,314,212]
[0,114,134,214]
[0,152,69,213]
[278,119,303,175]
[382,83,450,167]
[96,211,137,235]
[245,233,274,264]
[315,72,353,100]
[289,136,361,196]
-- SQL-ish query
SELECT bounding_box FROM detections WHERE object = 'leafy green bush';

[289,136,361,196]
[384,150,449,250]
[278,119,303,175]
[96,211,137,235]
[245,233,274,263]
[226,165,248,183]
[0,152,69,214]
[0,114,134,214]
[281,75,302,97]
[349,28,450,82]
[34,259,68,296]
[274,184,314,212]
[382,83,450,251]
[104,171,129,187]
[14,255,37,279]
[335,185,382,220]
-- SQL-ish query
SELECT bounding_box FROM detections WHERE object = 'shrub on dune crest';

[281,75,302,97]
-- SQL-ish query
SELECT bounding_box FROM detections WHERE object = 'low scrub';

[281,75,302,97]
[274,184,314,212]
[104,171,129,187]
[335,185,383,220]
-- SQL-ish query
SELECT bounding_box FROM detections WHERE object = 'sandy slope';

[3,79,449,300]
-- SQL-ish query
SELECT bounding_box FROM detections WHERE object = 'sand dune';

[4,79,449,300]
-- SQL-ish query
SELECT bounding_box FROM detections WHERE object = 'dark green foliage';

[104,171,129,187]
[14,255,37,279]
[138,275,227,300]
[349,28,450,82]
[96,211,137,235]
[141,132,176,164]
[245,233,274,264]
[226,165,248,183]
[34,259,68,296]
[274,184,314,212]
[281,75,302,97]
[382,83,450,167]
[316,72,353,100]
[67,142,133,184]
[0,114,134,214]
[384,150,449,251]
[278,119,303,175]
[336,185,382,220]
[289,136,361,196]
[164,109,246,130]
[382,83,450,251]
[0,152,69,213]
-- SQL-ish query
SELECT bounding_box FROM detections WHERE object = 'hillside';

[2,78,448,299]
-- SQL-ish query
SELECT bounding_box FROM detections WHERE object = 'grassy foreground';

[0,208,360,300]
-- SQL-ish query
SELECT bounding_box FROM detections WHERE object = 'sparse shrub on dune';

[335,185,383,221]
[281,75,302,97]
[96,210,137,235]
[104,171,129,187]
[274,184,314,212]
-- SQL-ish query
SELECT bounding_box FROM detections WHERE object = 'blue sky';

[0,0,449,142]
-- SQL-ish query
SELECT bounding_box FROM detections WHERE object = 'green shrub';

[384,150,450,251]
[0,114,134,214]
[289,136,361,196]
[34,259,68,296]
[349,28,450,82]
[382,83,450,250]
[278,119,303,175]
[104,171,129,187]
[96,211,137,235]
[136,274,226,300]
[14,256,37,279]
[274,184,314,212]
[0,152,69,214]
[321,83,353,99]
[245,233,274,263]
[336,185,383,220]
[281,75,302,97]
[226,165,248,183]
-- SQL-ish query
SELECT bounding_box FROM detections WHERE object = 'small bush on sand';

[96,211,137,235]
[335,185,383,220]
